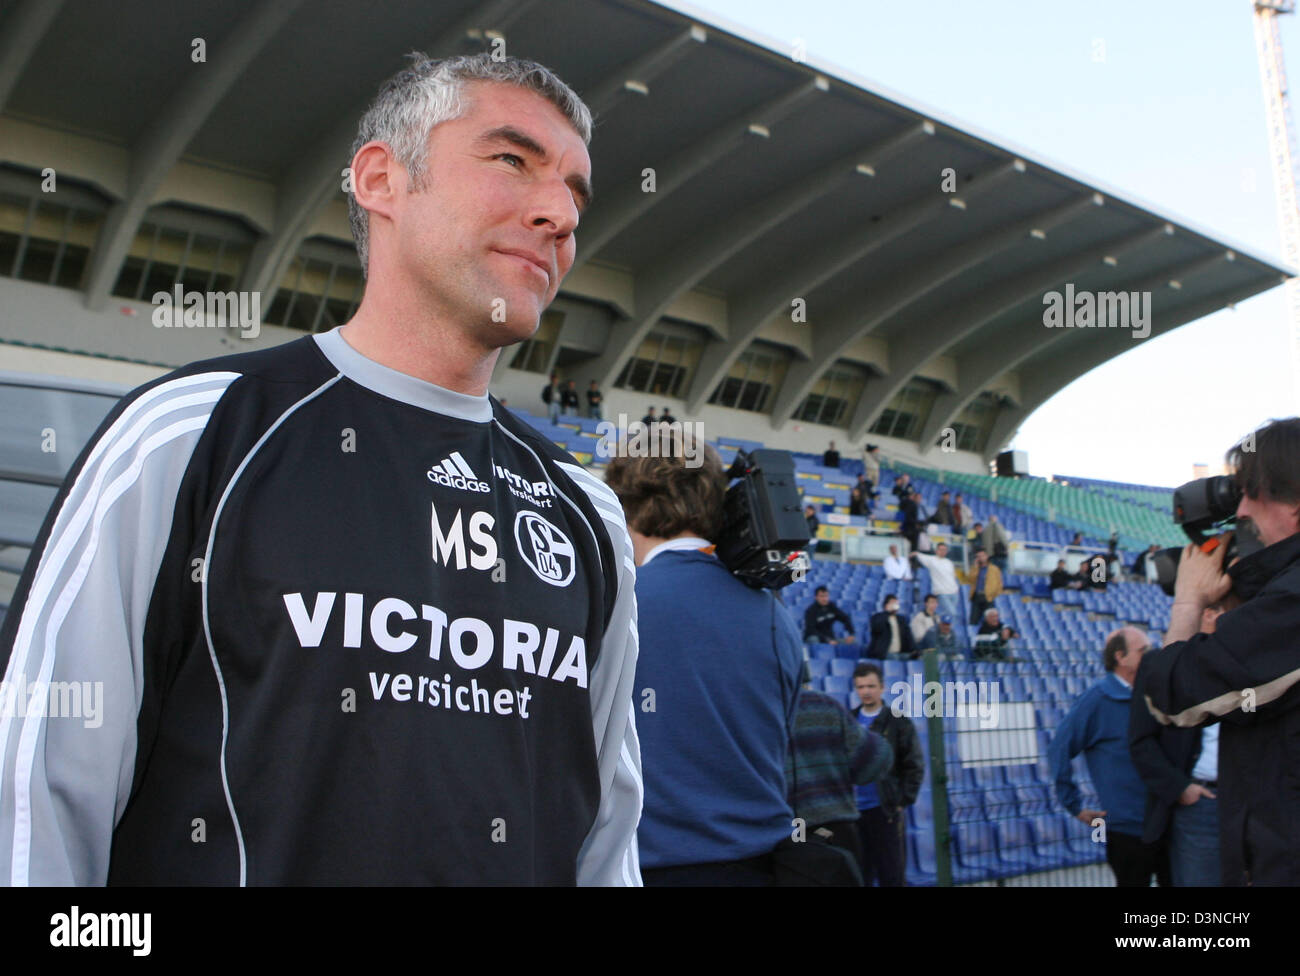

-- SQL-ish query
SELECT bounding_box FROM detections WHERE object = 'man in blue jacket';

[1050,626,1168,886]
[605,428,803,885]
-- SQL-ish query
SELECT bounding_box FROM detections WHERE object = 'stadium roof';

[0,0,1289,460]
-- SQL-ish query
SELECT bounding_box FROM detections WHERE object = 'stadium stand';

[500,405,1172,885]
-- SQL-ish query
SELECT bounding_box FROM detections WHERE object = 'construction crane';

[1252,0,1300,408]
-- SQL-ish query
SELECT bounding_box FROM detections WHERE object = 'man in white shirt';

[913,541,960,624]
[863,444,882,486]
[910,593,940,645]
[882,543,912,581]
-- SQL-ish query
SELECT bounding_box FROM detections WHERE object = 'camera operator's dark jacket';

[1128,682,1204,846]
[1138,531,1300,885]
[851,704,925,814]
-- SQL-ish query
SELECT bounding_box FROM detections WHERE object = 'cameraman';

[1138,418,1300,885]
[606,429,803,886]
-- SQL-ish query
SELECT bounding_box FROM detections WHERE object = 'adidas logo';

[426,452,490,493]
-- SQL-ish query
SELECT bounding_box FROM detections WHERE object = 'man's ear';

[351,141,403,229]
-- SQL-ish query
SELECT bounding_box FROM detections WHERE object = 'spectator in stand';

[863,444,882,486]
[892,473,911,499]
[918,614,960,653]
[1132,544,1160,582]
[1129,601,1230,887]
[851,663,925,887]
[1050,626,1167,887]
[849,487,868,517]
[981,515,1011,573]
[560,379,581,416]
[910,593,940,645]
[951,492,970,534]
[1068,558,1091,590]
[607,427,803,885]
[823,441,841,469]
[913,541,960,623]
[962,549,1004,625]
[786,683,894,879]
[898,488,920,552]
[866,594,915,660]
[541,371,561,424]
[1049,558,1074,590]
[640,406,657,427]
[805,504,820,560]
[973,607,1008,661]
[660,406,677,425]
[1070,531,1084,546]
[882,543,912,581]
[586,380,603,420]
[929,490,955,528]
[804,586,855,645]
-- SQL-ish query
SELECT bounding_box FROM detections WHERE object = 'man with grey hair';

[1049,627,1167,886]
[0,52,642,886]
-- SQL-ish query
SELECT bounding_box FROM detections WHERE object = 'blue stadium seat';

[948,785,984,823]
[908,831,938,887]
[829,657,857,677]
[994,818,1059,874]
[952,823,999,883]
[1014,785,1052,816]
[821,675,849,695]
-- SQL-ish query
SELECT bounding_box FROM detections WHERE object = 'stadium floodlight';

[747,123,771,138]
[948,197,967,210]
[856,163,876,177]
[623,80,650,96]
[1103,255,1118,266]
[1030,228,1047,240]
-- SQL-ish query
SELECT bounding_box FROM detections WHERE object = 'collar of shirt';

[1112,672,1132,689]
[642,536,714,566]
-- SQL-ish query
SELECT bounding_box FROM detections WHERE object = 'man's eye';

[495,153,523,167]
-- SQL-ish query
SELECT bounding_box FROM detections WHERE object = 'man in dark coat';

[866,594,916,660]
[851,663,925,886]
[804,587,855,645]
[1138,419,1300,886]
[1049,559,1074,590]
[1129,601,1228,886]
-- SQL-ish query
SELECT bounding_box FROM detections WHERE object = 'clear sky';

[658,0,1298,488]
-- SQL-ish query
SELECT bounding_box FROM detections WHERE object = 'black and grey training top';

[0,328,643,885]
